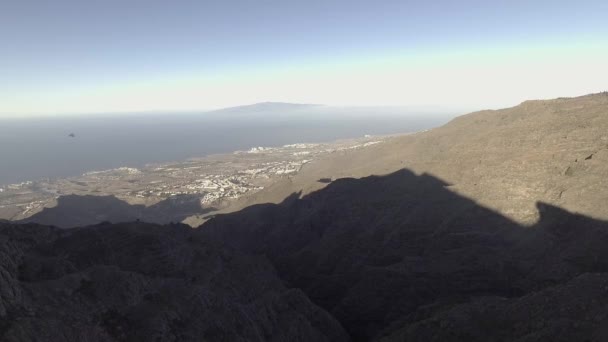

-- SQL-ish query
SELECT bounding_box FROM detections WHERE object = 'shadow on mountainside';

[20,194,215,228]
[0,221,350,341]
[4,169,608,341]
[199,168,608,341]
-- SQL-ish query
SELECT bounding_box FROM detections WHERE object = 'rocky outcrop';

[201,169,608,341]
[378,273,608,342]
[0,222,348,342]
[5,168,608,341]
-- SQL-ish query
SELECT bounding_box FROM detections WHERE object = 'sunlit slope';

[225,93,608,224]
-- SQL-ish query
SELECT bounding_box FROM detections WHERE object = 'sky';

[1,0,607,117]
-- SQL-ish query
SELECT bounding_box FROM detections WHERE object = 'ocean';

[0,106,455,185]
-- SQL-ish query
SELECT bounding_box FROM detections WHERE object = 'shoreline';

[0,132,409,189]
[0,133,396,222]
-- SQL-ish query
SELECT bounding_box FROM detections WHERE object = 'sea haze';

[0,103,455,185]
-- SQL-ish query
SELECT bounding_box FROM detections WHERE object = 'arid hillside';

[6,169,608,341]
[0,222,348,341]
[227,92,608,225]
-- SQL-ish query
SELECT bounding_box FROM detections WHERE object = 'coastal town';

[0,136,388,221]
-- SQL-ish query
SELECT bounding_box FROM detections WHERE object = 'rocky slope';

[5,169,608,341]
[0,221,348,341]
[201,169,608,340]
[378,273,608,341]
[227,92,608,225]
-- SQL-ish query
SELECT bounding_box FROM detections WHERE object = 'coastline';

[0,133,394,222]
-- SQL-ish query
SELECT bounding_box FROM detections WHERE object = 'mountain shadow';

[0,221,349,341]
[20,194,214,228]
[199,168,608,341]
[4,169,608,341]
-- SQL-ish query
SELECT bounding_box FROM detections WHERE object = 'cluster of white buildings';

[283,143,319,149]
[200,184,262,205]
[131,158,313,205]
[187,175,251,192]
[239,160,311,177]
[246,147,270,154]
[84,167,142,176]
[3,181,33,190]
[21,200,46,215]
[273,161,308,175]
[323,141,383,153]
[239,143,320,155]
[130,173,261,205]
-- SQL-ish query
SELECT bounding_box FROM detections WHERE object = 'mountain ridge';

[5,168,608,340]
[217,92,608,225]
[199,168,608,340]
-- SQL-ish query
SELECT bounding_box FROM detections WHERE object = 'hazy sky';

[1,0,607,116]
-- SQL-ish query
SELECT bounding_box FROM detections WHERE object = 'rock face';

[0,222,349,342]
[378,273,608,342]
[6,171,608,341]
[201,169,608,341]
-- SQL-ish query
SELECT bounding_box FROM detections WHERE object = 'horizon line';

[0,102,476,119]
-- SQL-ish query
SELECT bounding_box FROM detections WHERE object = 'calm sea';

[0,108,454,185]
